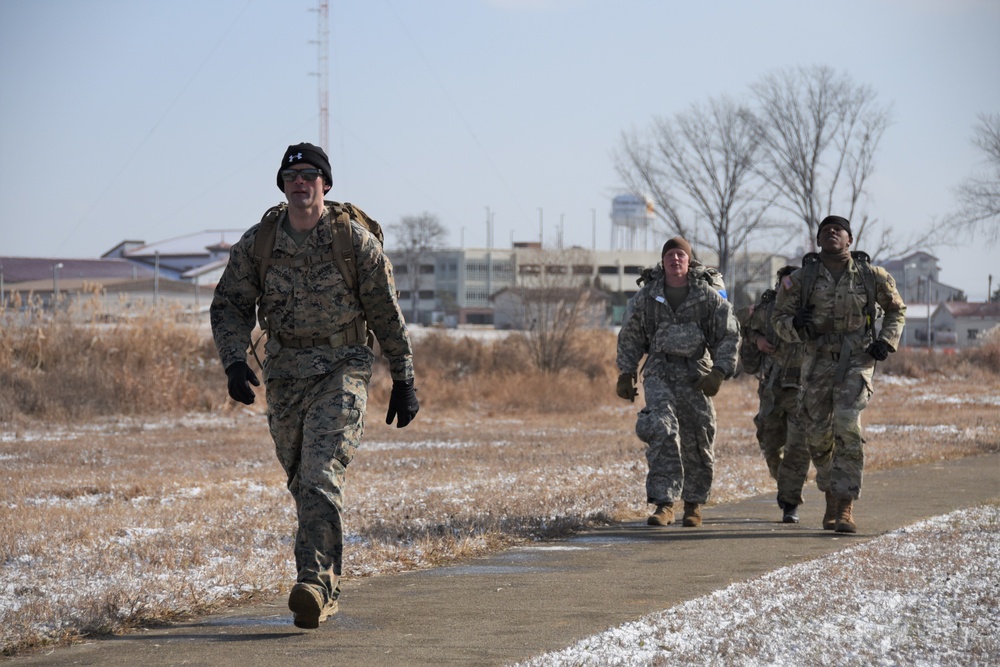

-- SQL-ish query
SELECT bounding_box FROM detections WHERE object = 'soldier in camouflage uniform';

[211,143,419,629]
[772,215,905,533]
[743,265,818,524]
[616,237,740,528]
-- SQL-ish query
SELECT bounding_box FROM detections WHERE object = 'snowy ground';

[514,503,1000,667]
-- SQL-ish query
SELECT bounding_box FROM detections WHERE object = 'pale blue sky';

[1,0,998,298]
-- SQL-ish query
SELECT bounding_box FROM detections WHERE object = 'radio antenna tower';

[309,1,330,153]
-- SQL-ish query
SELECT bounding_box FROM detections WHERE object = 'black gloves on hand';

[867,339,891,361]
[225,361,260,405]
[616,372,638,402]
[792,304,815,331]
[694,368,726,397]
[386,378,419,428]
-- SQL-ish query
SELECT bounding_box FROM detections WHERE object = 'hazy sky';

[1,0,998,299]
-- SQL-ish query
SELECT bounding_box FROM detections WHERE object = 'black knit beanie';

[276,142,333,192]
[816,215,852,241]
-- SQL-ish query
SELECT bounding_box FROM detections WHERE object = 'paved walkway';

[12,453,999,667]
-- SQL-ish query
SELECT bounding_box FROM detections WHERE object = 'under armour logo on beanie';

[277,143,333,192]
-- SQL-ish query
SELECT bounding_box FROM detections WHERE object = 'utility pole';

[309,1,330,153]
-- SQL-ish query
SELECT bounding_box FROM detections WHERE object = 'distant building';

[371,244,791,327]
[931,301,1000,349]
[880,251,967,347]
[102,230,243,281]
[880,251,965,303]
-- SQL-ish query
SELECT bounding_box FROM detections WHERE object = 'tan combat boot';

[822,491,838,530]
[289,582,339,629]
[682,501,702,527]
[835,498,857,534]
[647,503,675,526]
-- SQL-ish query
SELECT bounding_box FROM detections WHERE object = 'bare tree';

[947,113,1000,246]
[387,212,447,325]
[615,95,780,283]
[748,66,893,252]
[509,248,608,374]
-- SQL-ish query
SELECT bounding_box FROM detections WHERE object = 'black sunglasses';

[280,168,323,182]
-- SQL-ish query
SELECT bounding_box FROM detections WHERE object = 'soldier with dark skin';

[211,142,418,629]
[616,237,740,528]
[772,215,905,533]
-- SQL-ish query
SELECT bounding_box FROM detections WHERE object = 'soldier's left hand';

[866,339,891,361]
[693,368,725,397]
[386,378,419,428]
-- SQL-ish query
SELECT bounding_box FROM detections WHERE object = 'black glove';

[792,304,815,331]
[386,378,419,428]
[225,361,260,405]
[867,339,891,361]
[693,368,725,397]
[616,372,638,402]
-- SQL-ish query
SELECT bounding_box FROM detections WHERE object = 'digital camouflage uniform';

[772,257,904,500]
[211,203,413,605]
[744,289,817,507]
[616,263,740,506]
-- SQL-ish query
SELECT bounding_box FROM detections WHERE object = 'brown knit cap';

[661,236,693,258]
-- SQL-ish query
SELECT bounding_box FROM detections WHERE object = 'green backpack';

[248,200,384,362]
[251,200,384,293]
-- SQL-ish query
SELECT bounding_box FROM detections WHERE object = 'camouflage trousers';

[635,370,716,505]
[266,360,371,603]
[754,381,812,506]
[795,353,874,500]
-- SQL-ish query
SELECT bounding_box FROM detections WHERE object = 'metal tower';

[309,1,329,153]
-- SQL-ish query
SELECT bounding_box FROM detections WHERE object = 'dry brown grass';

[2,312,999,656]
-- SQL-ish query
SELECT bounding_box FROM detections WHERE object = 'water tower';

[610,193,654,250]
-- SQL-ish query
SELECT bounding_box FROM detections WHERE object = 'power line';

[381,0,532,228]
[55,0,255,254]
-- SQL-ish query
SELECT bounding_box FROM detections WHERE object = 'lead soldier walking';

[211,142,419,628]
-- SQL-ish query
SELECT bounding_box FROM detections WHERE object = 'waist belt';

[812,329,868,384]
[270,315,367,349]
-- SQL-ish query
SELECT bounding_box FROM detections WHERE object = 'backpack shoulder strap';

[800,252,822,303]
[252,204,285,290]
[328,202,359,292]
[851,251,878,336]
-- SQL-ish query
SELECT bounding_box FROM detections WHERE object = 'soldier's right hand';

[755,335,777,354]
[792,304,815,331]
[616,372,638,402]
[225,361,260,405]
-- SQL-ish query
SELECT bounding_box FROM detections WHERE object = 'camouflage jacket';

[772,256,905,357]
[210,206,414,381]
[616,263,740,380]
[744,289,803,388]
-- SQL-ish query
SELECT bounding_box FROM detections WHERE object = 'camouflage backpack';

[251,199,384,294]
[798,251,877,338]
[738,289,776,375]
[636,260,728,298]
[248,200,384,361]
[799,250,878,382]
